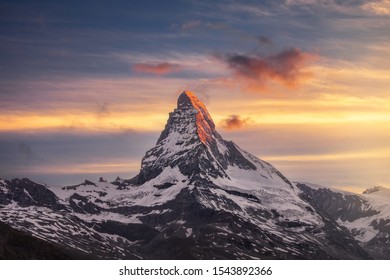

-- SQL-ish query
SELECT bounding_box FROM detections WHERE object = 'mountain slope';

[297,182,390,259]
[0,90,371,259]
[0,220,90,259]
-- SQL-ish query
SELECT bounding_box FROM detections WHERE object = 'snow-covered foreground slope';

[343,187,390,243]
[297,182,390,259]
[0,91,373,259]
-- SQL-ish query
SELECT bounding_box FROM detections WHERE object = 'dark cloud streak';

[256,35,273,45]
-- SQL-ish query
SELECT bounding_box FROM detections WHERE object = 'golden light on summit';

[178,90,216,145]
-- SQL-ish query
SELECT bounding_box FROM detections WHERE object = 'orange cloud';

[362,0,390,15]
[133,62,181,75]
[220,115,249,130]
[223,48,317,89]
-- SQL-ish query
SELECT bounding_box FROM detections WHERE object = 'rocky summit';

[0,90,379,259]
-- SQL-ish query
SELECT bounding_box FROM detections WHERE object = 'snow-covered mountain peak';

[133,90,301,189]
[177,90,207,111]
[135,92,220,180]
[0,90,377,260]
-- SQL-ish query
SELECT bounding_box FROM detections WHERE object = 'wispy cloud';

[116,51,228,77]
[224,3,273,17]
[285,0,317,4]
[133,62,182,75]
[179,20,228,31]
[181,20,202,30]
[283,0,383,16]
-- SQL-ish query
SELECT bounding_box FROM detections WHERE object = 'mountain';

[0,90,371,259]
[297,182,390,259]
[0,220,90,260]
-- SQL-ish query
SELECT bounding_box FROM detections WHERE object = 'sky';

[0,0,389,193]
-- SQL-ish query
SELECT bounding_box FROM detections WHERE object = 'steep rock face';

[0,178,65,210]
[0,91,373,259]
[297,183,379,222]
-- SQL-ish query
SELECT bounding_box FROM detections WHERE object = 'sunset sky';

[0,0,389,192]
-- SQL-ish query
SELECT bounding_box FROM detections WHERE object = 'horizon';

[1,0,389,193]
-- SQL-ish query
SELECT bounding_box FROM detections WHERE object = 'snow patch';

[185,228,193,237]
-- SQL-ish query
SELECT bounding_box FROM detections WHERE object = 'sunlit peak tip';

[180,90,197,99]
[177,90,200,108]
[177,89,211,115]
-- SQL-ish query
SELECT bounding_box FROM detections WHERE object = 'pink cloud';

[223,48,317,89]
[133,62,181,75]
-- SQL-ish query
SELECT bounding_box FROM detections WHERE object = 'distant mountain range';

[0,91,388,259]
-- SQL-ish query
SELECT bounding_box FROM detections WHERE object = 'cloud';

[256,36,273,46]
[177,20,228,32]
[222,48,317,89]
[0,130,157,184]
[181,20,202,30]
[285,0,390,17]
[205,22,228,30]
[362,0,390,15]
[96,102,110,119]
[225,3,272,16]
[133,62,181,75]
[220,115,249,130]
[18,143,42,161]
[285,0,318,5]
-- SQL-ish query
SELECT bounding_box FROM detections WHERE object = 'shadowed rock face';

[0,178,65,210]
[297,183,390,259]
[297,183,379,222]
[0,221,87,260]
[0,91,375,260]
